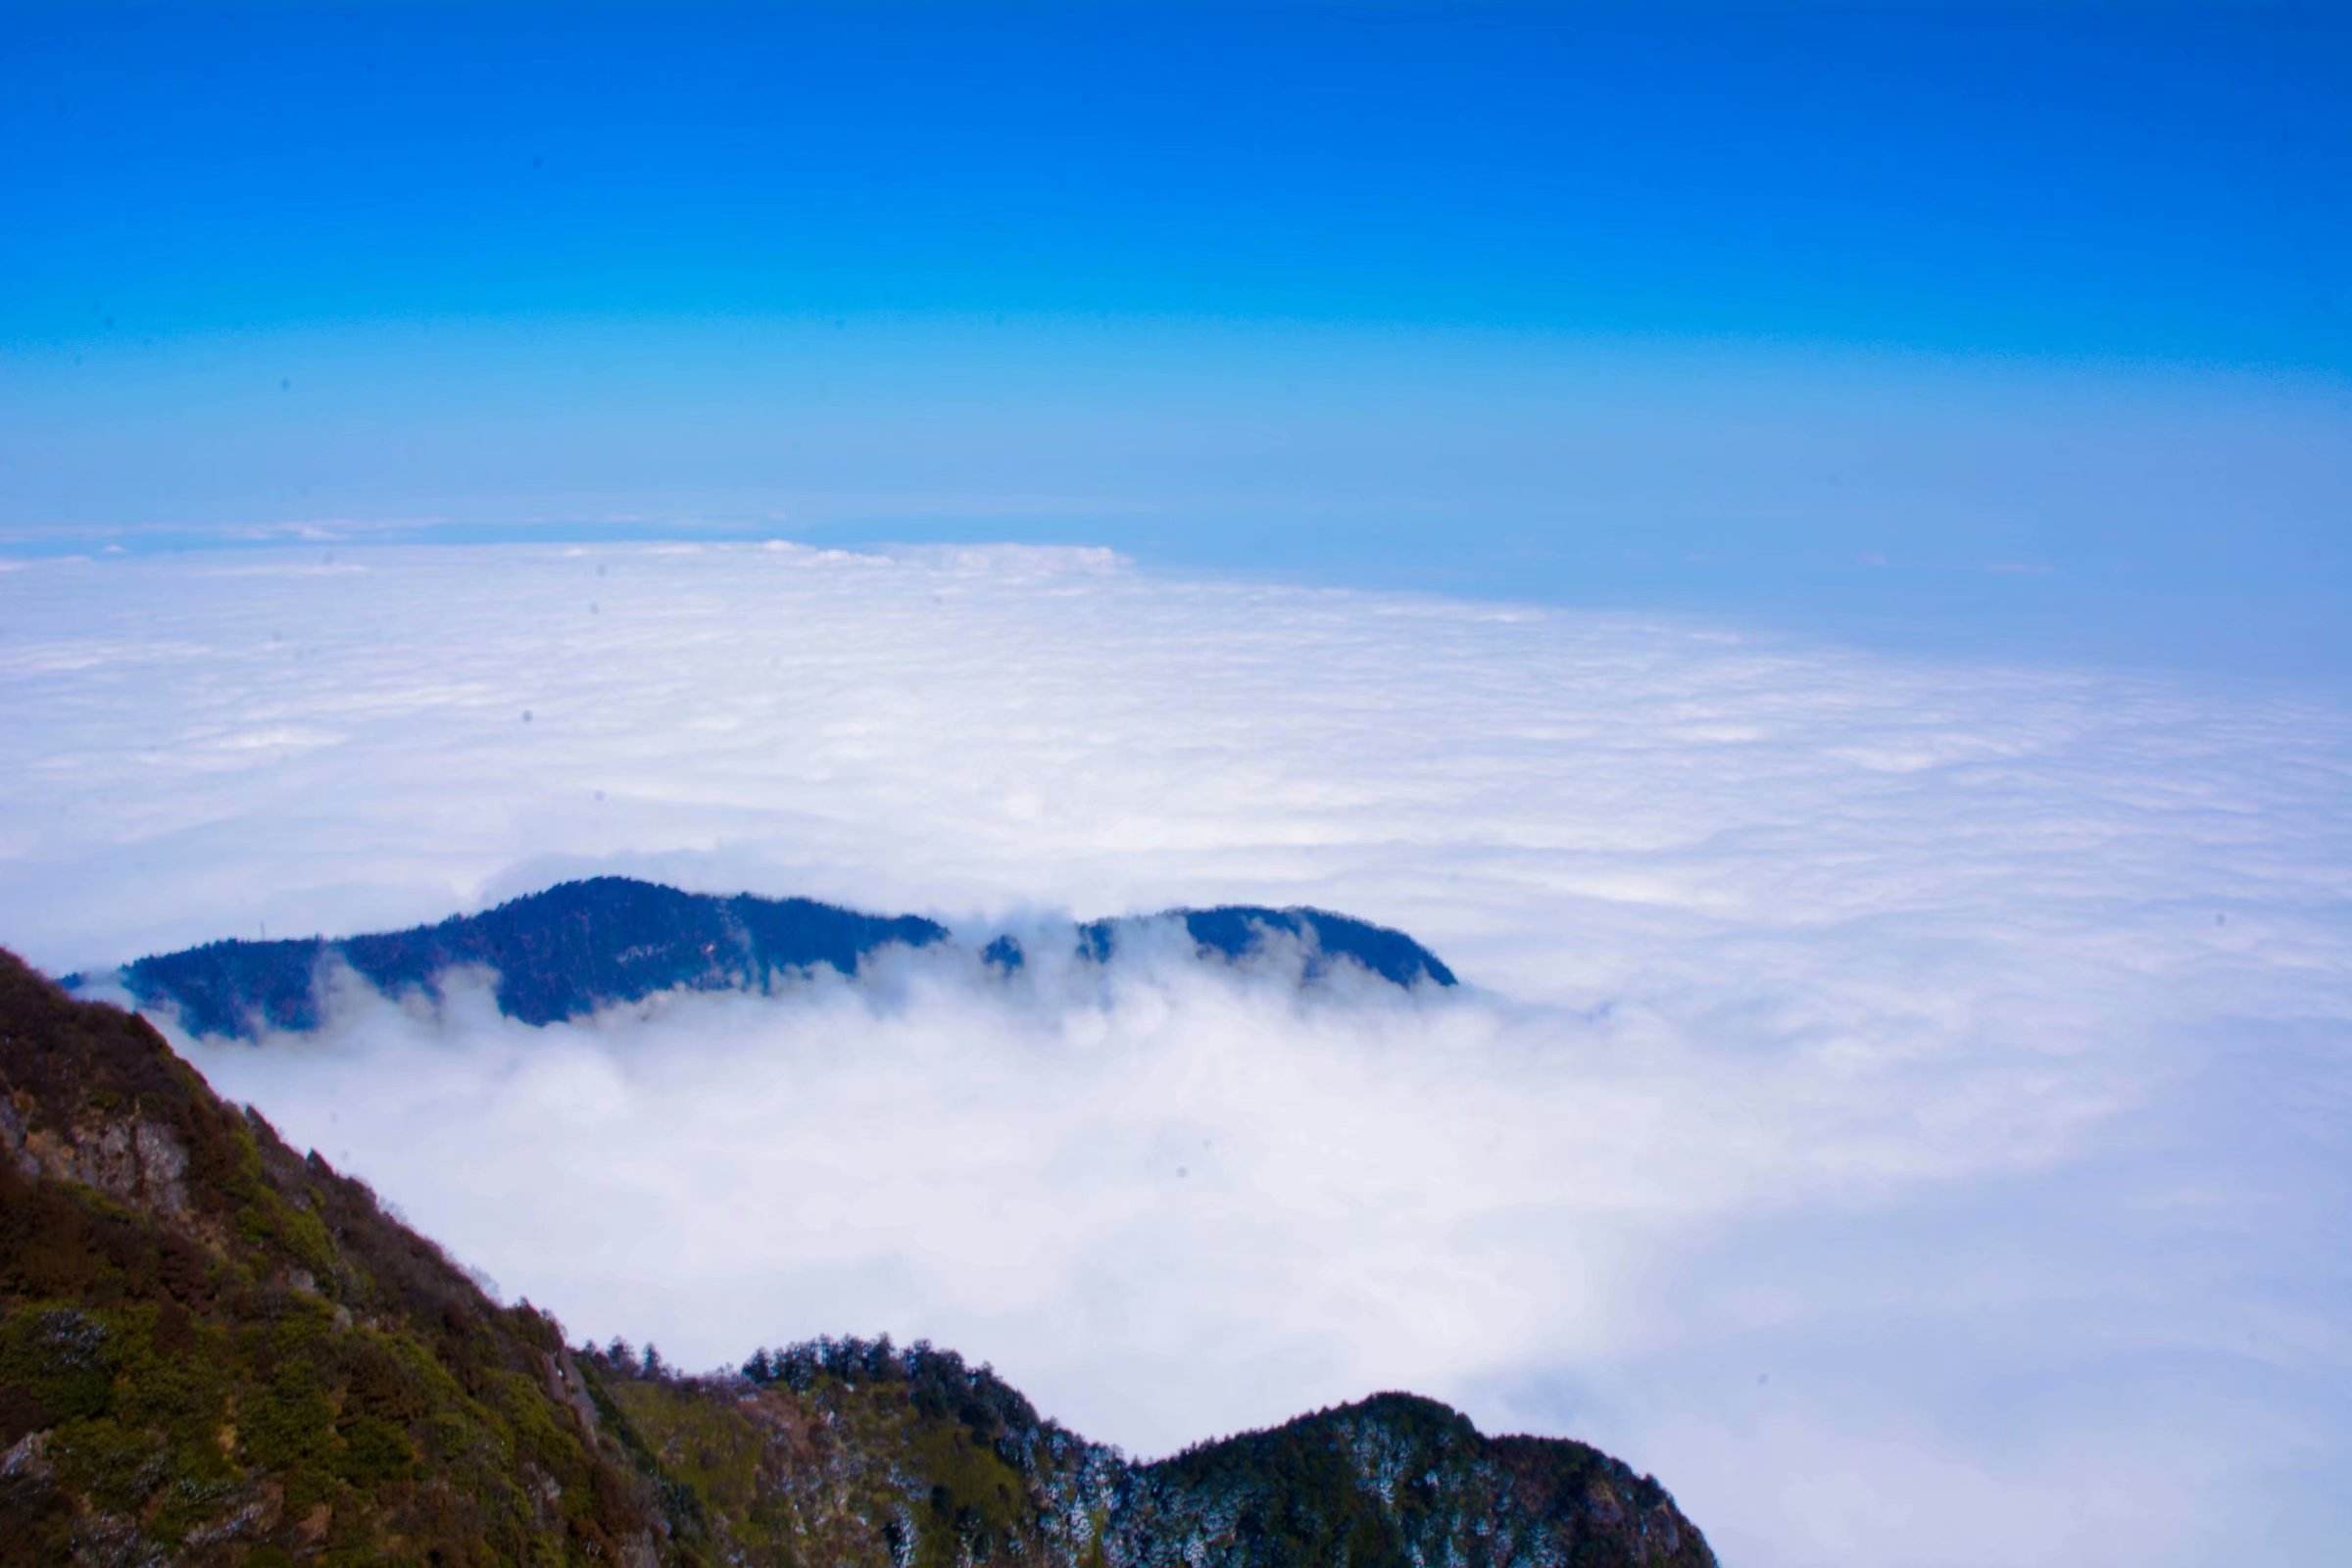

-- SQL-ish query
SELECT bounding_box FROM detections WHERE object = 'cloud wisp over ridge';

[1,541,2347,1566]
[72,873,1456,1038]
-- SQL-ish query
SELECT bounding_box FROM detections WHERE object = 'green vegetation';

[1,951,1711,1566]
[0,952,676,1564]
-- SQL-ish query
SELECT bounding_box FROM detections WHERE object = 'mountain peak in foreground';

[72,876,1458,1040]
[1,951,1709,1565]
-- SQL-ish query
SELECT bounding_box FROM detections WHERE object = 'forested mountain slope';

[1,952,1706,1567]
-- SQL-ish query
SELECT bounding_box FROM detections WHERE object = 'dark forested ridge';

[65,876,1457,1040]
[74,878,952,1038]
[1,953,1708,1566]
[1068,906,1456,990]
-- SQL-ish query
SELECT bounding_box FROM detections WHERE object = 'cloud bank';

[2,542,2347,1566]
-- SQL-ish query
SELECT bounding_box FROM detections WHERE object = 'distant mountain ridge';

[65,876,1458,1039]
[77,878,950,1038]
[0,951,1711,1565]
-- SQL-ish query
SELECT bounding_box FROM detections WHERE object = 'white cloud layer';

[2,542,2347,1567]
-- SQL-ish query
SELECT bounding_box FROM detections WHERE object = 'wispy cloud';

[3,542,2347,1566]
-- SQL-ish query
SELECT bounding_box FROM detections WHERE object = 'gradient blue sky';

[4,2,2347,679]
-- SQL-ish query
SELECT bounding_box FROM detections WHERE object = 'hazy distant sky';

[4,2,2346,679]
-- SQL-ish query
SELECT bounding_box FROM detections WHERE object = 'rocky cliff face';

[1,953,1706,1567]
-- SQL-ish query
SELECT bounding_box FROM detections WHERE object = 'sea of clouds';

[3,541,2347,1567]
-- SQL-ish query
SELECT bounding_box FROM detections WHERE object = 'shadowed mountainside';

[81,878,952,1038]
[1071,905,1456,990]
[1,951,1708,1566]
[67,877,1457,1040]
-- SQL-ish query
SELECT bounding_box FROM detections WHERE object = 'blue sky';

[4,2,2346,679]
[6,14,2352,1558]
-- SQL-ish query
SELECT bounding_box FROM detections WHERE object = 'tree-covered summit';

[74,877,949,1038]
[68,878,1458,1039]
